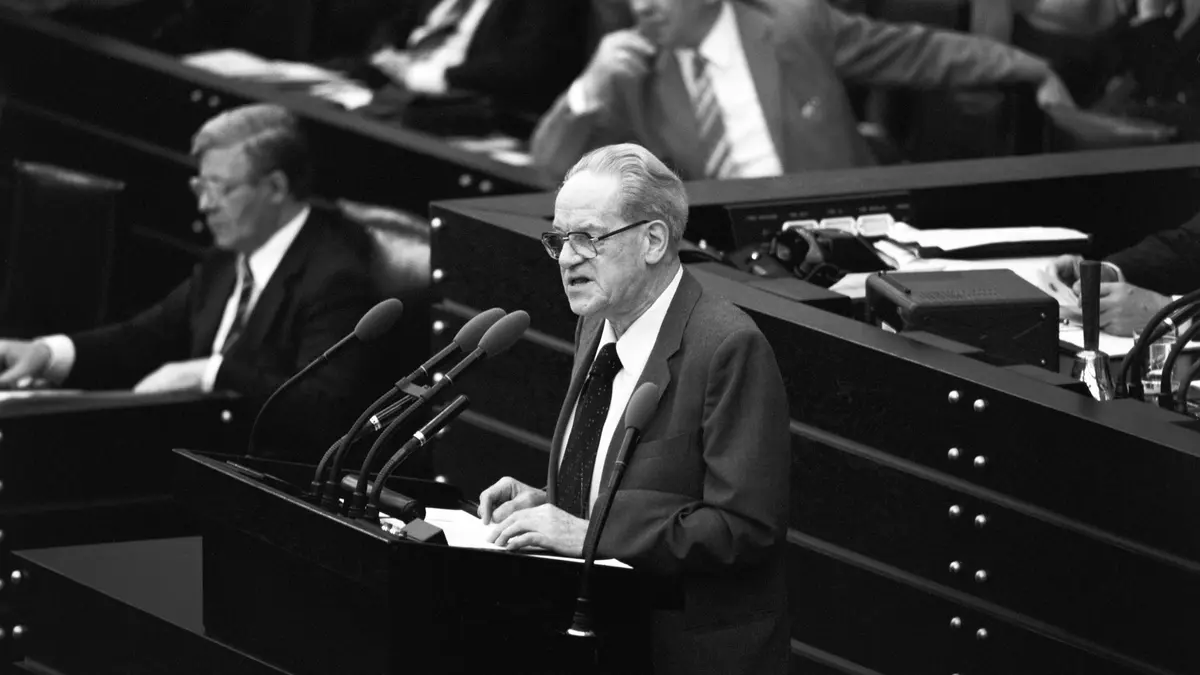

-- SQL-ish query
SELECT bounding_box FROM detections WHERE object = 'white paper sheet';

[886,222,1087,252]
[386,508,631,569]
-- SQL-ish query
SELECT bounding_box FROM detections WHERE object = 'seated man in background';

[0,104,389,461]
[1044,207,1200,335]
[532,0,1077,181]
[358,0,592,119]
[478,143,791,675]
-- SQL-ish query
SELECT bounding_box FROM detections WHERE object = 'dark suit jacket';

[1106,208,1200,295]
[531,0,1050,181]
[546,269,791,675]
[66,207,389,461]
[363,0,591,117]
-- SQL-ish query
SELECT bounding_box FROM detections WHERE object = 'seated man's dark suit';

[546,269,791,675]
[1106,208,1200,295]
[533,0,1052,180]
[64,207,387,461]
[362,0,591,117]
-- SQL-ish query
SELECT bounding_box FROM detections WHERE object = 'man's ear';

[644,219,670,264]
[265,170,291,204]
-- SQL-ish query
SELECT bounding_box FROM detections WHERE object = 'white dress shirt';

[405,0,495,95]
[677,1,782,179]
[40,206,310,390]
[559,266,683,515]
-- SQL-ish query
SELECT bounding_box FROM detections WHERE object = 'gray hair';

[563,143,688,249]
[190,104,314,199]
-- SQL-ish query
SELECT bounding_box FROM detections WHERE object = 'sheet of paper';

[183,49,347,85]
[391,508,631,569]
[887,222,1087,252]
[0,388,86,403]
[1058,324,1200,358]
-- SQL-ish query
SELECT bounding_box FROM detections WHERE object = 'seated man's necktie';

[220,255,255,356]
[689,52,736,180]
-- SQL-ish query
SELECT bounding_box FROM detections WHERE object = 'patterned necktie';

[407,0,475,54]
[689,51,735,179]
[558,343,623,519]
[220,256,255,356]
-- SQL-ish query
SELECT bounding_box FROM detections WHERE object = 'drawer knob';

[976,628,988,640]
[973,398,988,413]
[975,569,989,583]
[948,390,961,404]
[948,505,962,519]
[948,447,961,460]
[949,616,962,629]
[973,455,988,469]
[974,514,989,528]
[949,561,962,574]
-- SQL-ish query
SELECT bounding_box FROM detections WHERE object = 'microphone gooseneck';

[248,299,403,458]
[366,394,472,518]
[1117,287,1200,398]
[567,383,661,639]
[313,307,506,508]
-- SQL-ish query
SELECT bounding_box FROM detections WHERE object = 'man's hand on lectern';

[478,476,546,525]
[0,340,52,389]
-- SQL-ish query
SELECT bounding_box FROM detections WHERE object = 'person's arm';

[827,5,1053,89]
[65,276,196,389]
[1105,211,1200,296]
[596,328,791,577]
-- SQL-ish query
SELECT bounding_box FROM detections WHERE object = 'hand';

[577,29,657,107]
[1036,72,1076,110]
[1060,282,1172,336]
[132,358,209,394]
[0,340,53,389]
[487,503,588,557]
[478,476,546,525]
[369,47,412,84]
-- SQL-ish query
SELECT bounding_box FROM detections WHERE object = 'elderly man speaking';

[478,143,791,675]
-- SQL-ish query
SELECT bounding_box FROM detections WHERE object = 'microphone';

[365,394,472,519]
[567,382,661,640]
[308,307,505,504]
[341,310,530,513]
[247,298,403,457]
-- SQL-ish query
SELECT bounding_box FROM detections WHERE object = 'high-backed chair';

[0,161,125,339]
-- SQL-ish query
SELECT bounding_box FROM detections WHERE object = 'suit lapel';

[653,52,706,180]
[222,212,319,360]
[736,1,786,161]
[546,316,604,504]
[594,269,702,497]
[192,257,237,358]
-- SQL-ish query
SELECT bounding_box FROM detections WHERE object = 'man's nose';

[558,243,584,268]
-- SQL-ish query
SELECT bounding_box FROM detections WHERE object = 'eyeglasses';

[540,219,652,260]
[188,175,257,201]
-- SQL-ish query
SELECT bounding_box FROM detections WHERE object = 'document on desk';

[409,508,631,569]
[886,222,1088,257]
[0,388,86,404]
[1058,324,1200,357]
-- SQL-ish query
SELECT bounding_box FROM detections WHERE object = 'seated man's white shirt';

[405,0,495,94]
[559,265,683,514]
[39,206,310,391]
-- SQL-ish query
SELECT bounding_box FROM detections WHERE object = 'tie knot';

[239,256,255,287]
[589,343,622,383]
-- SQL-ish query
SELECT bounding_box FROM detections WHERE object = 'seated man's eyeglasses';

[540,219,653,260]
[188,176,258,201]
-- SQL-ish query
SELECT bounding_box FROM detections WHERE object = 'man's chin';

[566,297,602,317]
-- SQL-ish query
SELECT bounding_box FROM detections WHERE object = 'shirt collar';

[677,1,738,71]
[245,205,310,288]
[599,265,685,376]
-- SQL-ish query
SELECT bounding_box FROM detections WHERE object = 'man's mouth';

[567,276,592,288]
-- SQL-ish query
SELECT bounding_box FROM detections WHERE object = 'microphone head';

[477,310,530,357]
[623,382,660,432]
[355,299,404,342]
[454,308,506,352]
